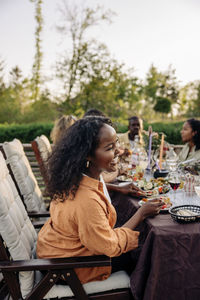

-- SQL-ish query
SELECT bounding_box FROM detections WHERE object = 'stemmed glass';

[139,151,148,171]
[195,186,200,197]
[168,171,181,204]
[194,176,200,204]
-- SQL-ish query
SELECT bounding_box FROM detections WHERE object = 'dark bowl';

[153,169,169,179]
[169,205,200,223]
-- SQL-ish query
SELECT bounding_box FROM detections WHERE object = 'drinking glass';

[168,171,181,204]
[139,151,148,171]
[194,177,200,204]
[195,186,200,197]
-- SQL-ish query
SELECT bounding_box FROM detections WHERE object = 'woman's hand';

[122,199,164,229]
[117,182,146,197]
[138,199,164,220]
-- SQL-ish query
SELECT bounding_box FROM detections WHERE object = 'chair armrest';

[32,221,46,229]
[0,255,110,272]
[28,212,50,218]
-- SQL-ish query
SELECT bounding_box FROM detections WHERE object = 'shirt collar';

[81,174,103,191]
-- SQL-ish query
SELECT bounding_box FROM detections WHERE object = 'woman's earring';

[86,161,90,168]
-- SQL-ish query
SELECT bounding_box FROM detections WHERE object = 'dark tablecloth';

[111,192,200,300]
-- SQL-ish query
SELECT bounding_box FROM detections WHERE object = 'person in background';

[37,116,163,285]
[83,108,106,118]
[178,118,200,173]
[50,115,77,144]
[118,116,144,150]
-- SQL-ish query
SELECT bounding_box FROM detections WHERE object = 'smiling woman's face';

[89,124,120,176]
[181,121,196,143]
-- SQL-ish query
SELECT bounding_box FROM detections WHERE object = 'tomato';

[162,204,167,209]
[142,198,148,202]
[158,187,163,193]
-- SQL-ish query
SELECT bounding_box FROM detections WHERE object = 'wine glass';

[195,186,200,197]
[139,151,148,171]
[168,171,181,204]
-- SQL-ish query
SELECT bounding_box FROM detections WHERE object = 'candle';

[147,126,152,169]
[159,134,164,170]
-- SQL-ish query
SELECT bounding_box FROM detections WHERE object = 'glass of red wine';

[169,172,180,203]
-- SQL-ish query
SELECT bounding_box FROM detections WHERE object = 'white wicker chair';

[1,138,47,212]
[31,135,52,188]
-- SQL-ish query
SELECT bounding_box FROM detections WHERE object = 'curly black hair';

[83,108,106,118]
[46,116,113,200]
[187,118,200,150]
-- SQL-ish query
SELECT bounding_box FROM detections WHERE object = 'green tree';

[22,90,58,123]
[193,83,200,115]
[154,97,171,114]
[71,44,141,119]
[185,81,200,117]
[0,62,22,123]
[30,0,43,101]
[0,86,21,123]
[144,64,179,119]
[56,1,115,108]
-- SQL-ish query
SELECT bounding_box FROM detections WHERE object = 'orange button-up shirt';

[37,175,139,283]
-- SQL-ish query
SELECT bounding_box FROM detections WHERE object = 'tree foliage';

[56,1,115,105]
[154,97,171,114]
[30,0,43,101]
[0,3,199,125]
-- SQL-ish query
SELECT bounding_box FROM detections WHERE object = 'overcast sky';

[1,0,200,89]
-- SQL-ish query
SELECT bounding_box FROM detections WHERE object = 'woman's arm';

[106,182,146,197]
[122,200,164,229]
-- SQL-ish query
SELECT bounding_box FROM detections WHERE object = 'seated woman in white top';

[178,118,200,173]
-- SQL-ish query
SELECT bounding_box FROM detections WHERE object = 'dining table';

[111,188,200,300]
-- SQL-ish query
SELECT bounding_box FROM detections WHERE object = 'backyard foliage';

[0,121,183,144]
[0,1,199,125]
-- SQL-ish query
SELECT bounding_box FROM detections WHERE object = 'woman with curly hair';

[37,116,163,284]
[178,118,200,173]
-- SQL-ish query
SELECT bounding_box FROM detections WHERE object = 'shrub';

[0,121,184,145]
[0,123,53,143]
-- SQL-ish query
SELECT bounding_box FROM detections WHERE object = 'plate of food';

[117,175,132,182]
[135,177,170,196]
[139,195,172,212]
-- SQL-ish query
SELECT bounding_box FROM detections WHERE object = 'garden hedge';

[0,121,184,145]
[0,123,53,143]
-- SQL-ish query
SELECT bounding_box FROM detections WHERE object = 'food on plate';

[141,196,172,210]
[117,172,170,196]
[176,209,198,216]
[134,177,170,195]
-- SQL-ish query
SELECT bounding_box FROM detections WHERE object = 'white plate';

[117,176,132,182]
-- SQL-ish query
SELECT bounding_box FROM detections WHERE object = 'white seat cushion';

[3,139,46,212]
[43,270,130,299]
[35,135,52,162]
[0,152,37,297]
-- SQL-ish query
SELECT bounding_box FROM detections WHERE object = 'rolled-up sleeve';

[76,197,139,257]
